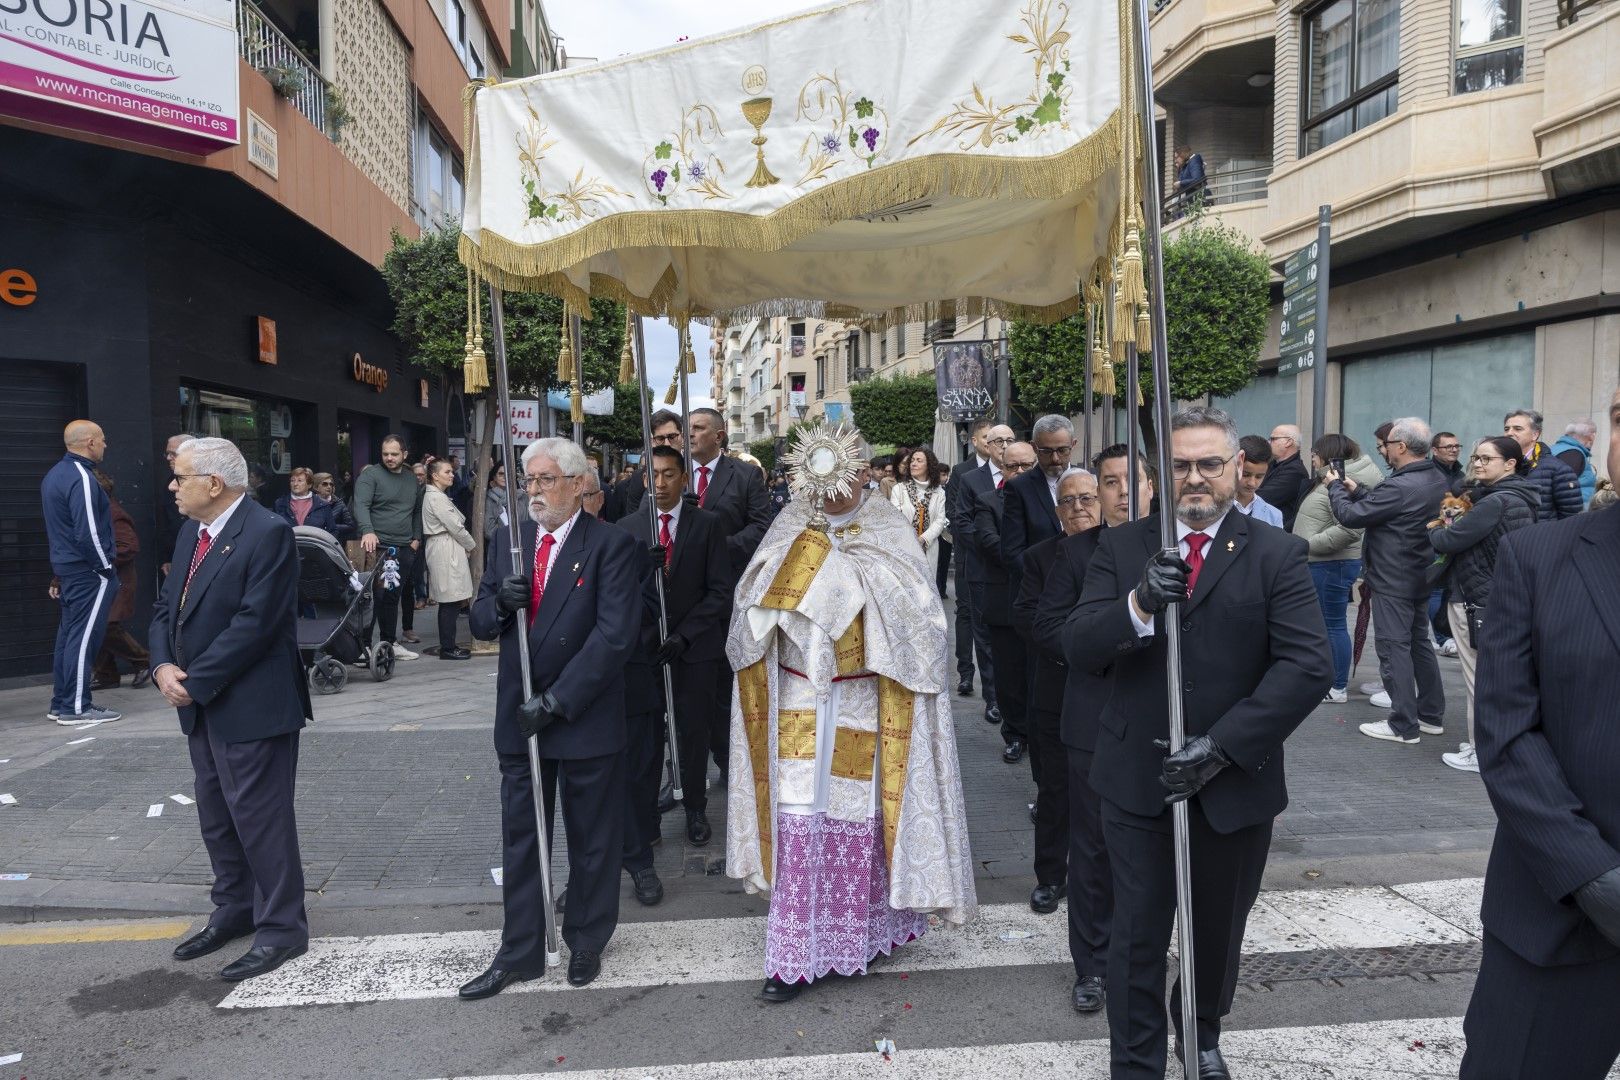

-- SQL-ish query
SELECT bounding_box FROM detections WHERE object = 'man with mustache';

[1066,407,1330,1079]
[462,437,642,997]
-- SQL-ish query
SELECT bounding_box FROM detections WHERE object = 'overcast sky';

[548,0,825,411]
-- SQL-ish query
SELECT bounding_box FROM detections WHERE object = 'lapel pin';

[1226,540,1235,552]
[571,562,581,573]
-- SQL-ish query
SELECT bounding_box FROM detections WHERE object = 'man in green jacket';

[354,434,424,660]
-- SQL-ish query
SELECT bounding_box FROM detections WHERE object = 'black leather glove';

[1135,550,1192,615]
[1575,866,1620,947]
[517,690,564,739]
[1156,734,1232,805]
[495,574,530,618]
[656,634,687,666]
[648,544,669,573]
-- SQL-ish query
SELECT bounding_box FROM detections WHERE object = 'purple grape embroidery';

[650,169,669,192]
[862,127,879,152]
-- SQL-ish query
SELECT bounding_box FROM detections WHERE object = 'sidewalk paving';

[0,597,1495,920]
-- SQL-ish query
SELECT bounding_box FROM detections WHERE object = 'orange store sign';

[1,267,37,307]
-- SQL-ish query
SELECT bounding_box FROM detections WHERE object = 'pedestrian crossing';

[220,877,1484,1010]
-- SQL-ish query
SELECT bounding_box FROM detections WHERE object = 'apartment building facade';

[0,0,560,675]
[1153,0,1619,467]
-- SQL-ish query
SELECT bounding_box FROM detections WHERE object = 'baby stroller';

[293,525,394,694]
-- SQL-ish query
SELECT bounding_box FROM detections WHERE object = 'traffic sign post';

[1278,207,1331,441]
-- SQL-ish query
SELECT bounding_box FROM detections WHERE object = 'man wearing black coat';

[1066,407,1330,1080]
[959,423,1016,725]
[971,440,1036,762]
[1258,424,1310,530]
[687,407,772,779]
[150,437,313,983]
[462,437,641,998]
[605,409,682,524]
[945,418,996,697]
[617,446,733,864]
[1460,387,1620,1080]
[1000,414,1072,586]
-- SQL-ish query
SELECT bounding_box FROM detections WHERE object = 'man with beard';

[1066,407,1330,1079]
[462,437,641,997]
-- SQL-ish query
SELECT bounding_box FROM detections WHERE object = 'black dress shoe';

[656,784,676,815]
[760,975,804,1003]
[439,646,471,660]
[1002,740,1026,764]
[566,950,601,987]
[1029,882,1066,914]
[956,679,974,696]
[459,964,541,1000]
[686,809,712,846]
[632,868,664,906]
[1028,802,1037,824]
[130,667,152,689]
[1174,1041,1230,1080]
[1071,975,1105,1013]
[984,704,1001,725]
[173,923,251,962]
[219,943,307,982]
[90,677,120,692]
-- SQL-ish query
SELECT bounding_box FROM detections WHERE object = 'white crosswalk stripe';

[220,877,1484,1010]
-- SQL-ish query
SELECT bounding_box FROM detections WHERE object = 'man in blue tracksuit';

[41,420,123,725]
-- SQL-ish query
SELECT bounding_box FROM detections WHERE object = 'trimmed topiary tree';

[847,372,939,448]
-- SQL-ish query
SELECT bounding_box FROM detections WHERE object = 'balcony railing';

[239,0,332,134]
[1559,0,1611,25]
[1162,160,1271,218]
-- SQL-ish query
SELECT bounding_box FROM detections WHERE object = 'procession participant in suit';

[1001,414,1073,585]
[1066,407,1330,1079]
[1459,386,1620,1080]
[726,424,975,1004]
[688,406,773,781]
[1034,444,1155,1014]
[461,437,641,998]
[945,418,996,697]
[617,446,733,868]
[960,423,1017,727]
[971,440,1037,763]
[1014,467,1099,916]
[151,437,313,982]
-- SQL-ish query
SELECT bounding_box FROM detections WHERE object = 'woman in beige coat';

[422,459,476,660]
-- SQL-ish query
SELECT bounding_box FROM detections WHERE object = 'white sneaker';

[1359,681,1385,696]
[1418,721,1445,736]
[1369,690,1392,708]
[1360,720,1419,744]
[1323,687,1348,704]
[53,704,122,726]
[389,644,419,661]
[1439,639,1459,657]
[1442,743,1479,772]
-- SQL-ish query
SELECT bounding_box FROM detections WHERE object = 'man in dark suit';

[617,446,732,862]
[971,440,1037,763]
[1066,407,1330,1080]
[945,418,996,696]
[960,423,1016,726]
[1258,424,1310,530]
[1015,466,1100,918]
[150,437,312,983]
[1036,444,1155,1015]
[1001,414,1073,587]
[462,437,641,998]
[605,409,682,523]
[1460,386,1620,1080]
[687,406,772,780]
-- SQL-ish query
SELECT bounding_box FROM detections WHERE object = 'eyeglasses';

[1057,493,1099,508]
[1269,434,1292,443]
[1036,445,1074,457]
[523,474,572,492]
[651,432,682,445]
[987,437,1015,447]
[1003,460,1035,473]
[1433,444,1460,452]
[169,474,212,484]
[1377,440,1404,451]
[1170,455,1233,480]
[1469,454,1503,465]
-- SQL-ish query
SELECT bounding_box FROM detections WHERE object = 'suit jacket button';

[1183,680,1194,692]
[559,636,567,646]
[1182,621,1193,633]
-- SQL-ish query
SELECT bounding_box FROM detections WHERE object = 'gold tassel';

[618,309,635,384]
[1118,214,1146,310]
[557,304,575,384]
[684,340,698,375]
[663,373,679,405]
[1092,342,1117,397]
[571,382,584,424]
[1136,305,1153,356]
[463,270,489,395]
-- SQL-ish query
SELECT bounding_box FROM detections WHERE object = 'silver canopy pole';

[1082,302,1095,465]
[634,316,684,803]
[488,284,562,969]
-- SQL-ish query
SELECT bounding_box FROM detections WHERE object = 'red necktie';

[185,529,213,589]
[659,513,674,568]
[528,533,556,626]
[696,466,711,504]
[996,476,1005,490]
[1184,532,1210,596]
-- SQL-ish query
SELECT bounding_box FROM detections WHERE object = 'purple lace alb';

[764,811,927,984]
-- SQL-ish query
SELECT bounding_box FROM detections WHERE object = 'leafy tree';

[748,438,778,474]
[585,383,654,450]
[847,372,939,448]
[1007,217,1268,447]
[382,221,624,577]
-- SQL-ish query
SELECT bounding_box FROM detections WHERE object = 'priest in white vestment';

[725,426,976,1002]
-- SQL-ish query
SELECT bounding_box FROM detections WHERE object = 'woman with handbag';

[422,459,477,660]
[889,447,948,569]
[1427,436,1539,773]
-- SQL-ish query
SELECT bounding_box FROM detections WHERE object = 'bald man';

[1259,424,1310,530]
[41,421,122,726]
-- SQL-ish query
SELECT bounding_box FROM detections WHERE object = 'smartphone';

[1329,458,1346,477]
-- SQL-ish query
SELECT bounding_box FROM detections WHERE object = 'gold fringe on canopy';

[618,308,636,384]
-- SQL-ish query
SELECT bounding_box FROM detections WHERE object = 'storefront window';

[1340,331,1534,455]
[179,386,309,505]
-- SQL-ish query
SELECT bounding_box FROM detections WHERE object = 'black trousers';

[373,545,418,643]
[621,709,662,874]
[1027,706,1068,885]
[936,539,952,598]
[1461,932,1620,1080]
[1066,746,1111,980]
[987,625,1028,744]
[496,749,624,972]
[188,714,307,949]
[712,661,733,777]
[436,601,460,651]
[964,581,996,702]
[674,659,720,812]
[1102,798,1271,1080]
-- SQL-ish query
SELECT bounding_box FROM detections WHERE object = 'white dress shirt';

[1128,509,1232,636]
[153,493,247,681]
[534,508,581,591]
[654,498,683,546]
